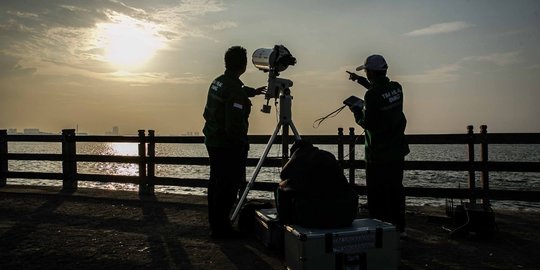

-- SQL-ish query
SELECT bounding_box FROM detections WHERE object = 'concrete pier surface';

[1,185,539,270]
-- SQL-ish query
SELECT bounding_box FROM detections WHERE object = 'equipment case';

[254,208,283,250]
[284,219,399,270]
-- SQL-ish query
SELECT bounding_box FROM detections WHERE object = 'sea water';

[6,141,540,211]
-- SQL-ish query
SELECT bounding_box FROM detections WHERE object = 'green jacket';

[353,76,410,162]
[203,70,255,148]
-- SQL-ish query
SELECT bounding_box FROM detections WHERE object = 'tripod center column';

[280,92,292,123]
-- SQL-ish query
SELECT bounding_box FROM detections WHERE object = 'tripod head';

[261,75,293,113]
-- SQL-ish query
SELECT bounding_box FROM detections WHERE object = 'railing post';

[467,125,476,205]
[61,129,77,192]
[138,130,148,196]
[337,128,344,168]
[147,130,156,195]
[0,130,7,187]
[480,125,490,207]
[348,127,356,185]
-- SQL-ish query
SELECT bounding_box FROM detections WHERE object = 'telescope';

[231,45,301,222]
[252,45,296,73]
[252,45,296,113]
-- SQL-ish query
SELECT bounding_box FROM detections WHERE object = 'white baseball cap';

[356,54,388,71]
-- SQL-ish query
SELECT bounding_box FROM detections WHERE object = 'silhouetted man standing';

[203,46,264,239]
[348,54,410,235]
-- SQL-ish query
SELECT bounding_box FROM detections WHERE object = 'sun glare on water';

[97,13,165,69]
[110,143,138,156]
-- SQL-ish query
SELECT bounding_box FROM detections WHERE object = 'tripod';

[230,89,301,221]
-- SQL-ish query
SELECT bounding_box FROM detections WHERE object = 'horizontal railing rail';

[1,127,539,203]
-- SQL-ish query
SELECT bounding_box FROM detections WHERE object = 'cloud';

[0,0,227,83]
[0,53,36,77]
[6,10,39,19]
[397,51,520,84]
[211,21,237,31]
[149,0,226,42]
[160,0,226,16]
[396,63,461,84]
[461,51,520,66]
[404,21,471,37]
[104,71,206,85]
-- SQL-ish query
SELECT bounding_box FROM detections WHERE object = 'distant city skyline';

[6,128,53,135]
[1,1,540,135]
[5,126,200,136]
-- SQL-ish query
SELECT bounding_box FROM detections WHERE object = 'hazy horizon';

[2,0,540,135]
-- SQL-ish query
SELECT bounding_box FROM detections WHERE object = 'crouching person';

[276,140,358,228]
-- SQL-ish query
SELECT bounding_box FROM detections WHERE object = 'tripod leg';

[230,121,282,222]
[281,122,301,165]
[289,121,302,140]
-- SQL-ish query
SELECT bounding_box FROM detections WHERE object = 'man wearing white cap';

[347,54,410,235]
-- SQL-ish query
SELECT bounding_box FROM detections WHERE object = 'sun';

[97,13,165,69]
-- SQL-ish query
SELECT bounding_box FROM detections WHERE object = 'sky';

[1,0,539,135]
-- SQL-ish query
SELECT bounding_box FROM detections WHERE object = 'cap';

[356,54,388,71]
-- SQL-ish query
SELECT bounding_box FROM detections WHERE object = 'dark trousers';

[366,159,406,232]
[206,145,247,234]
